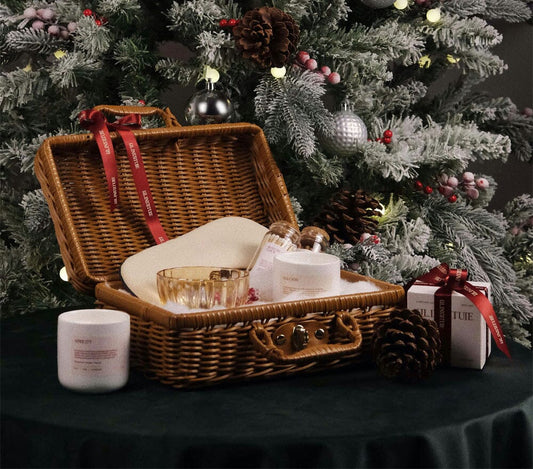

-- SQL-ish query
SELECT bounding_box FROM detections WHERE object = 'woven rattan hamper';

[34,105,405,388]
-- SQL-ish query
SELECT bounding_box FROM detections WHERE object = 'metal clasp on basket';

[274,323,326,351]
[291,324,310,350]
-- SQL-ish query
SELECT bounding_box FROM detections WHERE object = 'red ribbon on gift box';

[79,109,169,245]
[416,263,511,359]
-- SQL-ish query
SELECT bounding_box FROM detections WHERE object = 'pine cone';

[314,189,381,244]
[373,309,442,382]
[232,7,299,69]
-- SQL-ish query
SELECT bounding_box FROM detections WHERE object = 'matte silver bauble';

[184,81,233,125]
[319,106,368,157]
[360,0,396,8]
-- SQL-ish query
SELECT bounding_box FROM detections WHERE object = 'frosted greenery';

[0,0,531,347]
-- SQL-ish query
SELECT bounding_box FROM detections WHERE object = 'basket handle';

[92,104,181,128]
[249,313,362,365]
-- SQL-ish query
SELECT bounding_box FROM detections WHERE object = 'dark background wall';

[161,22,532,211]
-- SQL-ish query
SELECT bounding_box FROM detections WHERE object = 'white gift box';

[407,281,492,369]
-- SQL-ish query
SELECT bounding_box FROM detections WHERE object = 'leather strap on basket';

[249,313,362,364]
[79,109,168,244]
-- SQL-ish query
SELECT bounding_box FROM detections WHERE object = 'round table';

[2,308,532,468]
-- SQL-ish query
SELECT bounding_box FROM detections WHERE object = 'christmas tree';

[1,0,532,347]
[0,0,171,312]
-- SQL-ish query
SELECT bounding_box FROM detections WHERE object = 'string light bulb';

[394,0,408,9]
[204,65,220,83]
[54,49,66,59]
[419,55,431,68]
[23,63,32,72]
[426,8,441,22]
[270,66,287,78]
[59,266,69,282]
[446,54,460,64]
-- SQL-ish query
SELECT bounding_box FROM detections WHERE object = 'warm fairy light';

[419,55,431,68]
[204,65,220,83]
[270,66,287,78]
[23,63,32,72]
[394,0,408,9]
[446,54,460,64]
[426,8,441,22]
[54,49,66,59]
[59,266,69,282]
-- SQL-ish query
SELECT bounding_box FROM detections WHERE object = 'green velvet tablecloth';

[1,308,532,468]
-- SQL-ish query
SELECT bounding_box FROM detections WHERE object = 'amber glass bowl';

[157,267,249,309]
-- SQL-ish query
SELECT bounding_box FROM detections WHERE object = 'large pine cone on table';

[314,189,381,245]
[373,308,442,382]
[232,7,299,69]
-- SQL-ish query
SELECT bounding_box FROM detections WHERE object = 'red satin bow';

[79,109,168,244]
[417,263,510,359]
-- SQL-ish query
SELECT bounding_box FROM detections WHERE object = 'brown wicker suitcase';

[35,105,404,388]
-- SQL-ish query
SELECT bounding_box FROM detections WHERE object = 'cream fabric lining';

[121,216,268,305]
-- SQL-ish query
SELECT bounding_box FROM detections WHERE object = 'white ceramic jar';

[57,309,130,393]
[273,251,341,302]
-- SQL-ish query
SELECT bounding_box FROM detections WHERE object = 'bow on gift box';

[79,109,168,244]
[416,263,511,359]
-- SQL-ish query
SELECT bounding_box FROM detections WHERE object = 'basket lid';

[35,121,297,294]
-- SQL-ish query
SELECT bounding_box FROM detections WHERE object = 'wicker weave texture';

[99,279,396,388]
[35,122,296,294]
[35,107,405,388]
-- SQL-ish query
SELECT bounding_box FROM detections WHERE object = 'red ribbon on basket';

[416,263,511,359]
[79,109,169,244]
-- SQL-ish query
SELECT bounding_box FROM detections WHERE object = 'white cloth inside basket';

[121,216,268,305]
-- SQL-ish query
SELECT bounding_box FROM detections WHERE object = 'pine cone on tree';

[232,7,300,69]
[372,308,442,382]
[314,189,381,244]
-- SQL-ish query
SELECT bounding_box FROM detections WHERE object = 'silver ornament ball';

[320,107,368,157]
[184,81,233,125]
[360,0,396,8]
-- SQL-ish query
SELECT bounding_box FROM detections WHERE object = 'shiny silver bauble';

[184,81,233,125]
[319,107,368,157]
[360,0,396,8]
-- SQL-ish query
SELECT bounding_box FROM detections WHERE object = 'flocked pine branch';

[167,0,240,43]
[442,0,531,23]
[420,197,532,335]
[155,57,199,85]
[483,0,532,22]
[255,69,333,158]
[0,68,50,112]
[73,16,111,57]
[297,0,350,31]
[440,0,532,21]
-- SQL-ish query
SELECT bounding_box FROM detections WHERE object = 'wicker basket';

[35,105,404,388]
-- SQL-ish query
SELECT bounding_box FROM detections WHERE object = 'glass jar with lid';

[247,221,300,301]
[299,226,330,252]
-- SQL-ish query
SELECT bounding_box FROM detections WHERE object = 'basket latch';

[249,313,362,364]
[273,323,321,352]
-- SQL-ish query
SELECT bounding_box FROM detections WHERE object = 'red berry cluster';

[415,0,433,6]
[415,172,490,203]
[360,233,380,245]
[83,8,107,26]
[295,51,341,85]
[247,287,259,303]
[370,129,393,144]
[219,18,240,28]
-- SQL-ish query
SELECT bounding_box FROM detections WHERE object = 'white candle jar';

[57,309,130,393]
[273,251,341,302]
